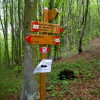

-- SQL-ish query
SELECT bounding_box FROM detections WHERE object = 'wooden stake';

[40,8,48,100]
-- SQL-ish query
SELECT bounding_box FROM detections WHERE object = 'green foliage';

[13,64,23,73]
[50,90,59,97]
[39,0,49,8]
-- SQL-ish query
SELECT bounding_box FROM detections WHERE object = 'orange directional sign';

[26,34,60,45]
[31,21,64,34]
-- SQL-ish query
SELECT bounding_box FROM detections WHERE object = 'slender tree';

[10,0,15,65]
[17,0,22,65]
[78,0,90,53]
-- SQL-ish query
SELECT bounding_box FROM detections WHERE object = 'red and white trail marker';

[40,47,50,53]
[32,21,39,32]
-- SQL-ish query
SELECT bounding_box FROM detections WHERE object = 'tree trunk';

[20,0,39,100]
[78,0,89,53]
[10,0,15,65]
[18,0,22,65]
[48,0,54,59]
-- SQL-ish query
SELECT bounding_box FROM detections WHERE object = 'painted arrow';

[26,34,60,45]
[31,21,64,34]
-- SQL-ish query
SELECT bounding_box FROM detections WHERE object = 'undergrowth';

[46,59,99,98]
[0,66,23,99]
[0,59,99,99]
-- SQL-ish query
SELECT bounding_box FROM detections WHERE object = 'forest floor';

[0,38,100,100]
[46,38,100,100]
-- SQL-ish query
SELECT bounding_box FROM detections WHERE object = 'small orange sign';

[31,21,64,34]
[26,34,60,45]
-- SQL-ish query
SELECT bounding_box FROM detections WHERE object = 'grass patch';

[90,89,100,96]
[0,66,23,99]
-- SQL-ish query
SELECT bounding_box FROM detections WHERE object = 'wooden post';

[40,8,48,100]
[25,7,59,100]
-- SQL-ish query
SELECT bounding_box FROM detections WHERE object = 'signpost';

[31,21,64,34]
[25,8,63,100]
[26,34,60,45]
[40,9,48,100]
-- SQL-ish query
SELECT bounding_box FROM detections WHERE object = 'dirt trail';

[55,38,100,63]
